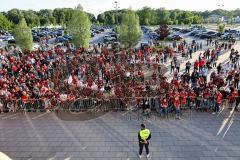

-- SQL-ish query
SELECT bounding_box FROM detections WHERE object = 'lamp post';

[114,1,119,25]
[218,4,225,23]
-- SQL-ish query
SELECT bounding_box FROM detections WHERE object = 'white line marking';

[10,116,17,120]
[216,107,235,136]
[217,105,225,117]
[1,113,19,120]
[222,118,234,138]
[32,112,49,120]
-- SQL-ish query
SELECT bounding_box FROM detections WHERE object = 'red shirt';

[189,92,196,100]
[194,61,199,68]
[162,99,168,108]
[173,98,181,109]
[12,65,17,72]
[217,92,222,104]
[199,59,205,68]
[22,95,28,102]
[180,92,187,104]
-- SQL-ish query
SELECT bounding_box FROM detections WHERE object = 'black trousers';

[139,142,149,155]
[234,80,239,89]
[235,97,240,111]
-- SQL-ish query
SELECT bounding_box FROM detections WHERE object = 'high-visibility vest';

[140,129,150,140]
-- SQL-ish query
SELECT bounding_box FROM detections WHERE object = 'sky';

[1,0,240,16]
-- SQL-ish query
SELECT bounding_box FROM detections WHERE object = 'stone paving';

[0,109,240,160]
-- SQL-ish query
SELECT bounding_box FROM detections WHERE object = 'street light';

[218,4,224,9]
[217,4,225,23]
[114,1,120,25]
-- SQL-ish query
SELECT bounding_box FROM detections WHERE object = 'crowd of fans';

[0,37,239,118]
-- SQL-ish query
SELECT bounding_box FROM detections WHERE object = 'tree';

[87,13,97,24]
[67,10,91,48]
[38,9,55,26]
[0,13,13,30]
[53,9,66,25]
[23,10,40,28]
[118,10,142,48]
[97,14,105,24]
[13,18,33,50]
[144,18,150,26]
[156,9,170,25]
[218,23,225,34]
[40,17,50,26]
[105,13,115,25]
[193,15,204,24]
[137,7,156,25]
[7,9,23,24]
[156,24,170,40]
[174,20,179,25]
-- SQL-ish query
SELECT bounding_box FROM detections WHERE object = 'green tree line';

[97,8,205,26]
[0,8,96,29]
[1,7,240,30]
[98,8,240,26]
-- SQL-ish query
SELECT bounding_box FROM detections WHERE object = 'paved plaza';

[0,108,240,160]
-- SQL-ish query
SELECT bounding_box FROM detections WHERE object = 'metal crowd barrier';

[0,98,58,113]
[67,98,123,112]
[0,98,125,113]
[0,97,237,114]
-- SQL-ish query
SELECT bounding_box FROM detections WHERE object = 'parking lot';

[2,24,240,51]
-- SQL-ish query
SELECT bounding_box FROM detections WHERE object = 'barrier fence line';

[0,97,236,114]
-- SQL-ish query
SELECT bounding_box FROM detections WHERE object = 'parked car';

[225,29,239,34]
[33,36,40,42]
[189,31,199,36]
[140,42,149,50]
[94,30,101,34]
[108,33,118,40]
[3,36,14,41]
[91,32,96,37]
[199,34,212,39]
[55,37,69,43]
[103,35,116,42]
[168,34,183,41]
[210,32,222,38]
[37,33,45,37]
[221,33,236,40]
[206,31,217,35]
[194,33,202,38]
[146,30,154,35]
[99,28,105,32]
[149,33,159,40]
[63,35,72,41]
[172,27,181,32]
[8,39,16,44]
[180,29,191,33]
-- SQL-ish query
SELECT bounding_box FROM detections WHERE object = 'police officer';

[138,123,151,159]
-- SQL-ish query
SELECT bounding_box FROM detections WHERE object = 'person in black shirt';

[234,72,240,89]
[235,88,240,111]
[185,61,191,73]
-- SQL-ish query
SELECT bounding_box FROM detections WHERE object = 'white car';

[0,36,3,42]
[103,36,116,42]
[3,36,14,41]
[236,31,240,37]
